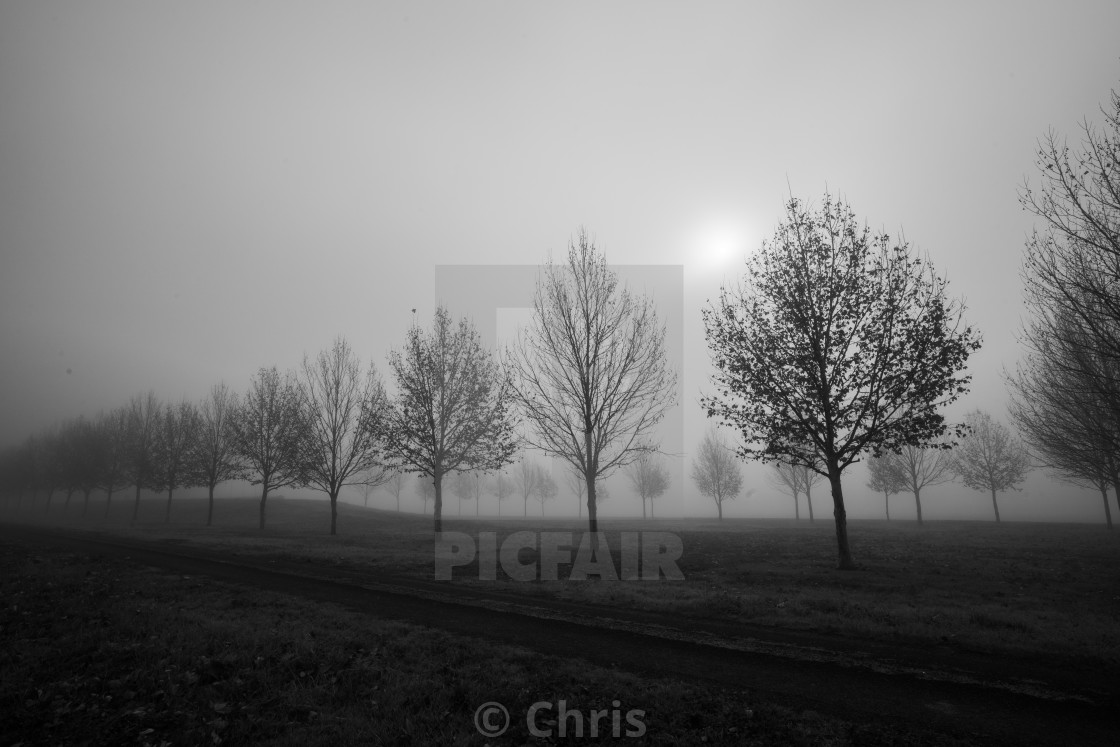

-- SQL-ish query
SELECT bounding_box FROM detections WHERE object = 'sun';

[690,219,754,277]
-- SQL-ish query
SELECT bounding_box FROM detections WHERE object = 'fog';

[2,1,1119,523]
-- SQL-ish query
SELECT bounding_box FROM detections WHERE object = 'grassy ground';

[8,494,1120,666]
[0,539,974,746]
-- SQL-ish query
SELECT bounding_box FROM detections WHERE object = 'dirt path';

[3,523,1114,746]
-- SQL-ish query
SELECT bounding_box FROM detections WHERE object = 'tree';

[386,306,518,533]
[566,466,586,518]
[232,366,306,530]
[770,462,805,520]
[299,337,391,535]
[507,230,678,533]
[702,193,980,568]
[450,470,473,516]
[126,391,162,524]
[357,465,394,509]
[626,451,670,519]
[514,457,540,517]
[194,382,243,527]
[488,470,514,516]
[866,453,907,521]
[690,429,743,521]
[951,410,1032,522]
[96,407,130,519]
[891,444,955,524]
[415,474,435,514]
[533,466,558,516]
[383,469,407,512]
[152,399,200,523]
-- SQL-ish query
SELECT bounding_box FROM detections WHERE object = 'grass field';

[7,494,1120,667]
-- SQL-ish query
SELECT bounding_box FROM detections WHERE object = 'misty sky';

[2,1,1119,522]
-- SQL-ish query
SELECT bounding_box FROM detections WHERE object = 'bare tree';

[866,453,907,521]
[386,306,518,533]
[565,466,586,518]
[507,230,678,533]
[299,337,391,535]
[626,451,670,519]
[96,407,130,519]
[891,444,955,524]
[950,410,1032,522]
[153,399,200,523]
[193,383,243,526]
[533,466,558,516]
[488,470,514,516]
[384,469,406,512]
[232,367,306,530]
[770,461,819,521]
[702,193,980,568]
[514,457,540,517]
[126,391,162,524]
[415,473,435,514]
[450,470,473,516]
[691,428,743,521]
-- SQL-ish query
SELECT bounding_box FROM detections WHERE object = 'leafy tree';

[152,399,200,523]
[232,366,307,530]
[702,192,980,568]
[866,453,907,521]
[951,410,1032,522]
[126,391,162,524]
[626,451,669,519]
[386,306,518,533]
[507,230,678,533]
[299,336,391,535]
[194,383,243,527]
[690,428,743,521]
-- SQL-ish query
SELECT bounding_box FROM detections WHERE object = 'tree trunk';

[105,487,113,519]
[641,496,646,520]
[884,491,890,521]
[433,474,443,533]
[991,488,1001,523]
[523,496,528,517]
[717,499,722,521]
[165,487,173,523]
[396,491,400,512]
[806,485,814,522]
[1099,486,1113,529]
[82,488,92,517]
[827,465,855,570]
[585,430,598,534]
[541,499,545,516]
[913,488,923,525]
[1111,471,1120,517]
[259,484,268,530]
[793,490,800,520]
[206,484,215,527]
[132,483,142,524]
[578,495,582,518]
[330,492,338,535]
[651,497,655,519]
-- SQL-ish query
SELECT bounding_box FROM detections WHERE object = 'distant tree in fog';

[891,445,954,525]
[770,461,820,521]
[514,457,540,518]
[533,466,558,516]
[506,230,677,534]
[152,399,200,523]
[194,383,243,527]
[488,470,514,516]
[691,428,743,521]
[386,306,518,533]
[950,410,1032,523]
[415,473,435,514]
[126,391,162,524]
[299,337,392,535]
[627,451,670,519]
[96,407,130,519]
[866,453,907,521]
[232,367,306,530]
[566,466,586,518]
[384,469,406,512]
[450,470,473,516]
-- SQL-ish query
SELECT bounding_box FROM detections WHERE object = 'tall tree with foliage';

[702,193,980,568]
[299,336,392,535]
[386,306,518,533]
[232,366,307,530]
[951,410,1032,522]
[691,428,743,521]
[508,230,678,533]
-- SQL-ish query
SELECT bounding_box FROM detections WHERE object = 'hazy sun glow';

[690,219,755,277]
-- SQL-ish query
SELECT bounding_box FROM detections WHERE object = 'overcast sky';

[2,1,1119,522]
